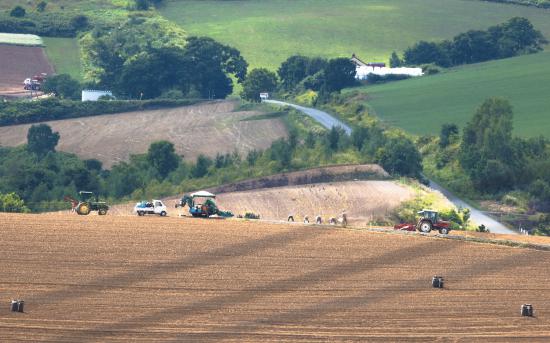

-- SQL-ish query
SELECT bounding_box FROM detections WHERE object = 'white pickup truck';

[134,200,167,216]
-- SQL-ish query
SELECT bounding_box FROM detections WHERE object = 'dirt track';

[0,101,287,167]
[1,213,549,342]
[0,44,54,96]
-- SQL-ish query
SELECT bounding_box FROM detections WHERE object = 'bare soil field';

[1,213,549,342]
[0,101,288,167]
[0,44,53,97]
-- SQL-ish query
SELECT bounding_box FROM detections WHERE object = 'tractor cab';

[416,209,451,234]
[418,210,439,223]
[79,191,96,202]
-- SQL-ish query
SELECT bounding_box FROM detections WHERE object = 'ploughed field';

[0,44,54,97]
[0,101,287,167]
[1,213,550,341]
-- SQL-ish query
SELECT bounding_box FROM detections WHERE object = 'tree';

[459,98,519,192]
[241,68,278,102]
[135,0,150,10]
[323,58,357,92]
[36,1,47,12]
[192,154,212,178]
[378,137,423,177]
[27,124,60,157]
[278,55,309,90]
[389,51,402,67]
[439,123,459,148]
[70,15,89,31]
[404,41,451,67]
[10,6,26,18]
[147,141,180,178]
[42,74,81,100]
[327,126,341,151]
[183,37,248,98]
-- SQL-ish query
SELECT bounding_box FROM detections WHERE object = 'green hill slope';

[159,0,550,69]
[43,37,82,80]
[349,51,550,138]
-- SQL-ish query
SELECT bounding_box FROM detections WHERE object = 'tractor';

[175,191,233,218]
[65,191,109,215]
[394,209,451,234]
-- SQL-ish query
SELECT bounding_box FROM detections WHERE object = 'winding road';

[265,99,516,235]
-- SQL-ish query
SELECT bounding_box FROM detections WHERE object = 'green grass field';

[159,0,550,69]
[348,51,550,138]
[43,37,82,81]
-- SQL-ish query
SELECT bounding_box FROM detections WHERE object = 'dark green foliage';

[278,55,310,90]
[42,74,81,100]
[134,0,150,10]
[269,138,293,169]
[246,149,261,166]
[403,17,547,67]
[389,51,403,67]
[0,98,200,126]
[36,1,48,13]
[10,6,26,18]
[404,41,451,67]
[439,123,459,148]
[147,141,180,178]
[367,74,411,84]
[327,127,341,151]
[323,58,357,92]
[193,155,213,178]
[241,68,278,102]
[70,15,89,31]
[378,136,423,177]
[27,124,60,157]
[98,34,247,99]
[0,12,80,37]
[459,98,518,192]
[351,127,369,151]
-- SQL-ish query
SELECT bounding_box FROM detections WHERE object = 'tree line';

[392,17,547,68]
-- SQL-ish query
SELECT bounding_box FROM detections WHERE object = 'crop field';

[43,37,82,80]
[0,33,43,46]
[0,45,54,97]
[0,101,288,167]
[350,51,550,137]
[159,0,550,69]
[1,213,550,341]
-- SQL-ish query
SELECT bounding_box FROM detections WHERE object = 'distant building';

[82,90,113,102]
[260,92,269,100]
[351,54,422,80]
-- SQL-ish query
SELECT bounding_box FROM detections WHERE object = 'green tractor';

[66,191,109,215]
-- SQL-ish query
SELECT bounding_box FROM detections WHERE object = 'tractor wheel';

[77,203,91,215]
[439,227,450,235]
[137,211,144,216]
[160,211,167,217]
[419,220,432,233]
[98,208,107,216]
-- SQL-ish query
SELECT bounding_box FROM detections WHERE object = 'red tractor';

[394,209,451,234]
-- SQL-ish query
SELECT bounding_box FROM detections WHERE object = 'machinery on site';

[175,191,233,218]
[64,191,109,215]
[394,209,451,234]
[134,200,167,216]
[23,73,47,91]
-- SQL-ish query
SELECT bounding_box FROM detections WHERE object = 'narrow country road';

[265,99,516,235]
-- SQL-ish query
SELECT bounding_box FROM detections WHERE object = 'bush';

[0,12,79,37]
[0,192,29,213]
[10,6,26,18]
[0,98,202,126]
